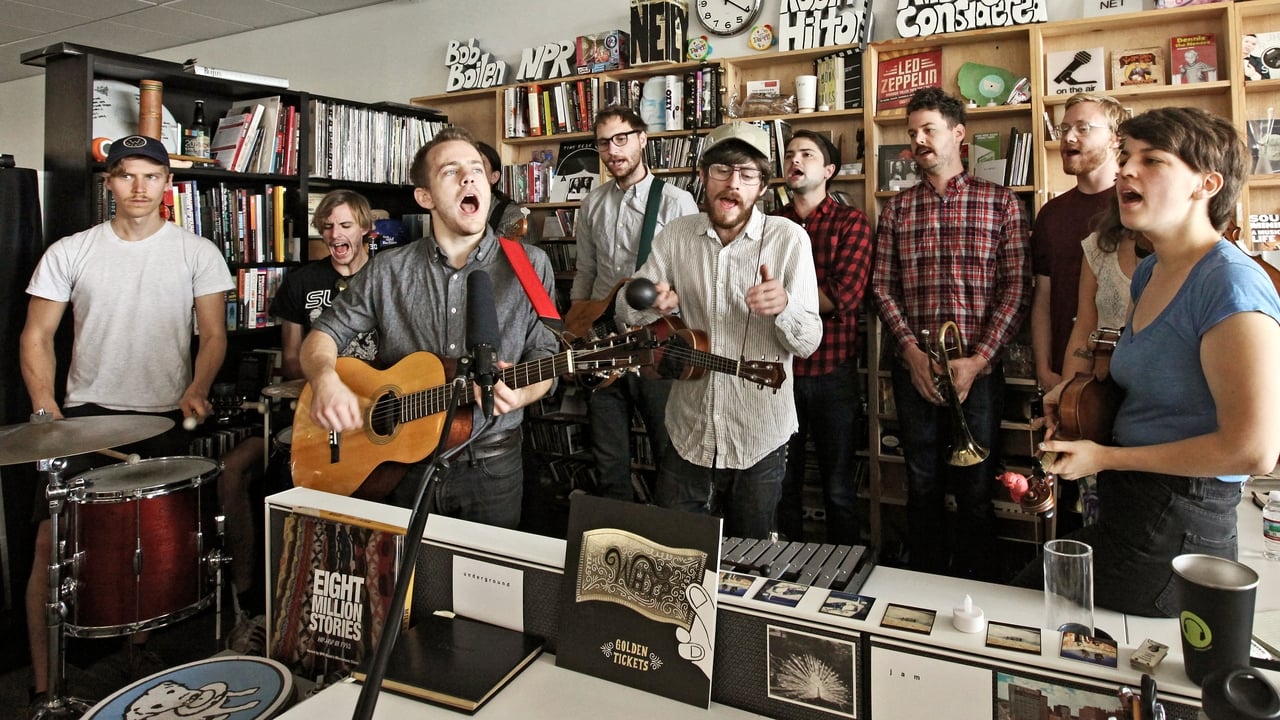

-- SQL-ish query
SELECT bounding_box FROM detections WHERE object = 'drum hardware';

[208,513,233,642]
[921,321,990,467]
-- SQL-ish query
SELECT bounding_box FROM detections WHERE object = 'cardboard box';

[576,30,629,74]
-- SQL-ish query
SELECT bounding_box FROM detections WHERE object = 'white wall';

[0,0,1117,173]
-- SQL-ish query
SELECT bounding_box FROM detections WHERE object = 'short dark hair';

[477,141,502,175]
[699,140,772,184]
[410,126,479,189]
[1119,107,1247,232]
[311,189,374,234]
[594,105,646,134]
[906,86,966,128]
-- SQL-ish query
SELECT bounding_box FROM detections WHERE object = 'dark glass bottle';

[184,99,210,158]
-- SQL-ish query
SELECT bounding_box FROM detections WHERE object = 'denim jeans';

[891,363,1004,578]
[780,360,863,544]
[1014,471,1240,617]
[586,375,673,501]
[387,443,524,530]
[657,444,787,539]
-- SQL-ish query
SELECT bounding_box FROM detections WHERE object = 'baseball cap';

[105,134,169,168]
[700,121,771,162]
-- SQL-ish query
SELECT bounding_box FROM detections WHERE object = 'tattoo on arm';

[1072,347,1094,360]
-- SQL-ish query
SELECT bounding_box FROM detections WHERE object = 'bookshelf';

[22,43,448,450]
[404,1,1278,551]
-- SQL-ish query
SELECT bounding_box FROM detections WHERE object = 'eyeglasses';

[706,163,763,185]
[1055,121,1111,138]
[594,129,641,150]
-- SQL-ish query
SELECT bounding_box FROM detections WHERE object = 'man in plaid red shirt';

[771,130,874,545]
[871,88,1030,580]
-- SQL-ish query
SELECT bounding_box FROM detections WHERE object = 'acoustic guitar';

[1021,328,1124,514]
[562,279,633,390]
[639,316,787,390]
[291,329,656,497]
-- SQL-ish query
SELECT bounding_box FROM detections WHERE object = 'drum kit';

[0,412,228,718]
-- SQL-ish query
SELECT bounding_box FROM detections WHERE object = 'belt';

[468,428,522,460]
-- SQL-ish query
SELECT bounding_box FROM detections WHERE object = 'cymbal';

[0,415,175,467]
[261,379,306,399]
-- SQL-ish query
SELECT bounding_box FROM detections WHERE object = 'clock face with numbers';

[696,0,763,37]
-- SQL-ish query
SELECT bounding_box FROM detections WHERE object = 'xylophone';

[719,537,876,594]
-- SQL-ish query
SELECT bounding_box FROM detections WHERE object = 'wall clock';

[696,0,763,37]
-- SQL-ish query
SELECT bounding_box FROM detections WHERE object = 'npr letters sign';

[896,0,1047,39]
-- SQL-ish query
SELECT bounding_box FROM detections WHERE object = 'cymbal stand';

[32,456,90,720]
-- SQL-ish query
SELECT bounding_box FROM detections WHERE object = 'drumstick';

[182,414,200,431]
[98,448,142,464]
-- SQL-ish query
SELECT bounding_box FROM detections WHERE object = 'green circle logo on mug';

[1180,610,1213,649]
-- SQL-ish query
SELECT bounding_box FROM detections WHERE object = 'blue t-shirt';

[1111,241,1280,481]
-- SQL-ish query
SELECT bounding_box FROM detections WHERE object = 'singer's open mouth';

[461,192,480,213]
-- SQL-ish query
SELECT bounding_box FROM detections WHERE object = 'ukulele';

[1020,328,1124,514]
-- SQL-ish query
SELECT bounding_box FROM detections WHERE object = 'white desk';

[275,654,765,719]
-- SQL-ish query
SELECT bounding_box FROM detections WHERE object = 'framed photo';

[767,625,858,718]
[717,570,755,597]
[1059,630,1118,668]
[755,579,808,607]
[880,603,936,635]
[996,670,1130,719]
[984,621,1042,655]
[820,591,875,621]
[878,144,919,191]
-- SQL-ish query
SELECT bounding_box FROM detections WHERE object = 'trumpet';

[920,321,989,467]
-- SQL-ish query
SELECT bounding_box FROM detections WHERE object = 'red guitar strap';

[498,237,563,327]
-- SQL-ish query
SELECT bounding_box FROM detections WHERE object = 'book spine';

[184,64,289,88]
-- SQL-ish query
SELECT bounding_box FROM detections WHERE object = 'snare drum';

[82,655,294,720]
[66,456,220,637]
[267,426,294,493]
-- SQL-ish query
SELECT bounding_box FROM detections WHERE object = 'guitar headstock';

[567,327,658,385]
[740,358,786,390]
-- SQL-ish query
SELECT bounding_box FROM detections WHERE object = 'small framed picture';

[1060,630,1118,668]
[820,591,875,621]
[755,579,808,607]
[717,570,755,597]
[880,603,936,635]
[767,625,858,718]
[985,621,1042,655]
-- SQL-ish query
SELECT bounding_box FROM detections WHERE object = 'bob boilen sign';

[896,0,1046,38]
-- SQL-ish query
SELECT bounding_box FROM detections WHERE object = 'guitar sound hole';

[369,393,398,438]
[658,334,691,379]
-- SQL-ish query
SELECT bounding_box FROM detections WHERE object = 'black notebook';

[353,613,544,714]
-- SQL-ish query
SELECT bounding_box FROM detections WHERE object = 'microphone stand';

[352,358,493,720]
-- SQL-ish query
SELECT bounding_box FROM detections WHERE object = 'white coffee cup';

[795,75,818,113]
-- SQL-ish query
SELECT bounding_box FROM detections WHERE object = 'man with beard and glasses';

[770,130,873,544]
[871,88,1030,580]
[572,106,698,502]
[1029,94,1126,530]
[300,126,559,528]
[616,121,822,538]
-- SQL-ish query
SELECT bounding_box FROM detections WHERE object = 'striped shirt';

[871,172,1030,365]
[617,208,823,469]
[772,195,874,376]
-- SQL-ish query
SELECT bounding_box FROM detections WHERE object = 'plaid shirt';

[871,173,1030,365]
[772,195,874,376]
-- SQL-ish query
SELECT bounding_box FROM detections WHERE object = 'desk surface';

[276,654,766,719]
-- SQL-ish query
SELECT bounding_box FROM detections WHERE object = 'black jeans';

[1014,470,1240,617]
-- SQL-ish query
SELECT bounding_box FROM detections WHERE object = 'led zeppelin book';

[556,495,722,708]
[876,47,941,112]
[267,511,409,683]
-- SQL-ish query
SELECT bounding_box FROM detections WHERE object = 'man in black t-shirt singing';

[221,189,379,653]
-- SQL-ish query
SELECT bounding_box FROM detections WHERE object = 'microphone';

[466,270,500,418]
[625,277,659,310]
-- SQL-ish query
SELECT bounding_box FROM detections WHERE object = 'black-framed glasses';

[594,129,641,150]
[706,163,763,185]
[1055,121,1110,138]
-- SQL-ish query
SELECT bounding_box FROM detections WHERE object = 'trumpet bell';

[948,440,989,467]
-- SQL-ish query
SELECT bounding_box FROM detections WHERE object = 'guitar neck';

[684,348,749,379]
[397,353,570,423]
